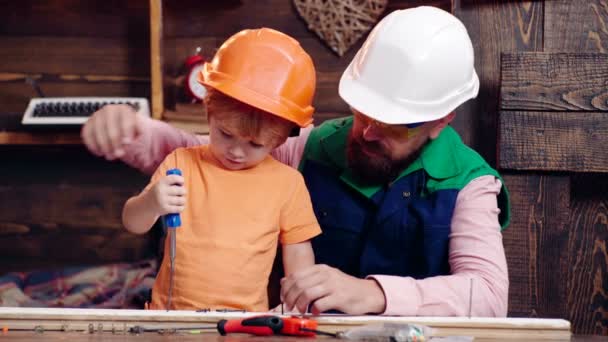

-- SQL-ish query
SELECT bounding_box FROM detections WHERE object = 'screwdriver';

[164,168,182,310]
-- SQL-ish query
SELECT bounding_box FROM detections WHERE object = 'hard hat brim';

[338,67,480,125]
[199,65,314,128]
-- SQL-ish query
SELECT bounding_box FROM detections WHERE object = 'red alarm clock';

[184,47,207,102]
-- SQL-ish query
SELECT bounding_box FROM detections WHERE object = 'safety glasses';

[355,112,425,139]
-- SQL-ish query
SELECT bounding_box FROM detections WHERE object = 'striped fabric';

[0,260,157,308]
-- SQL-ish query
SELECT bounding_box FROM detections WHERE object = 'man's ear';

[429,112,455,139]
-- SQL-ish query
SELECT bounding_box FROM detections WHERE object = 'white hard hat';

[339,6,479,125]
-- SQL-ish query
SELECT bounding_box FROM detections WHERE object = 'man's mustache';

[352,137,388,157]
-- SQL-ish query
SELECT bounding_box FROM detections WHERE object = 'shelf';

[0,131,81,145]
[0,112,82,145]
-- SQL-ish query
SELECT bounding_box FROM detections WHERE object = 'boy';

[122,28,321,311]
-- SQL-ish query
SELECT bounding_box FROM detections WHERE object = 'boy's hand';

[149,174,187,216]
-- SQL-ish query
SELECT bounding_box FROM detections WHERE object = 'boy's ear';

[289,126,300,137]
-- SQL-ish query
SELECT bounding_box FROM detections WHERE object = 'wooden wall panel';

[0,0,149,38]
[499,111,608,172]
[544,1,608,334]
[162,0,451,38]
[454,1,543,164]
[0,147,153,273]
[502,174,571,319]
[500,53,608,112]
[0,37,150,76]
[545,0,608,53]
[568,174,608,335]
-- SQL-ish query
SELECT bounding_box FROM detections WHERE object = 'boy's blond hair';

[205,88,294,148]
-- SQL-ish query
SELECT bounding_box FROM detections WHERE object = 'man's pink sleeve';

[121,118,208,175]
[368,175,509,317]
[270,126,313,169]
[121,119,312,174]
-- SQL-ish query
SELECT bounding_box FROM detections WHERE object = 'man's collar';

[317,116,460,198]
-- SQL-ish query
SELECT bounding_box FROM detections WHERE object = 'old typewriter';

[21,97,150,127]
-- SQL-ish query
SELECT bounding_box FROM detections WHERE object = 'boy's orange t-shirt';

[147,146,321,311]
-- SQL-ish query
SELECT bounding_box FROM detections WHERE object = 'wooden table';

[1,332,607,341]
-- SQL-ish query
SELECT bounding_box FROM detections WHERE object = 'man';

[82,6,510,316]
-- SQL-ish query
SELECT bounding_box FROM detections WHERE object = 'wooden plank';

[502,174,571,321]
[568,174,608,335]
[498,111,608,172]
[0,147,153,270]
[0,307,572,340]
[545,0,608,53]
[0,230,155,269]
[453,1,543,165]
[150,0,163,120]
[0,36,149,76]
[500,53,608,111]
[0,132,82,145]
[0,148,147,227]
[0,184,137,228]
[0,0,150,38]
[162,1,452,38]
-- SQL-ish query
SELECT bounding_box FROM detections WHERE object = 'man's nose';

[362,124,382,141]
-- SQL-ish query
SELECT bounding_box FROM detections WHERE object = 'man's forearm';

[121,118,208,175]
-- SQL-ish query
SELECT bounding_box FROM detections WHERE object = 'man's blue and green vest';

[299,117,510,279]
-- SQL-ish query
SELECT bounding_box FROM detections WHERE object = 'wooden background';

[0,0,606,335]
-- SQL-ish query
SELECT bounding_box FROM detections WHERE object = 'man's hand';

[149,174,186,216]
[280,264,386,315]
[81,104,144,160]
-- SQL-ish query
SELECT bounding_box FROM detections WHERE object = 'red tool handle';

[217,315,283,336]
[281,316,318,336]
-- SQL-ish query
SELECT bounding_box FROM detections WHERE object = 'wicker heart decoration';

[293,0,389,56]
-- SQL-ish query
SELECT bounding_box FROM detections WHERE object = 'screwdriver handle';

[217,316,283,336]
[164,168,182,228]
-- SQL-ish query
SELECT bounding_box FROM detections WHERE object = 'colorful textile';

[0,259,157,308]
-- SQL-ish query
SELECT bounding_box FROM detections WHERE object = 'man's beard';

[346,132,424,186]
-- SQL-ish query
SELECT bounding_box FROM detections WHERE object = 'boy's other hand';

[81,104,144,160]
[150,174,187,216]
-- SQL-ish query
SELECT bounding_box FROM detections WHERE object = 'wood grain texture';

[568,174,608,335]
[0,333,601,342]
[545,0,608,53]
[502,174,571,320]
[500,53,608,112]
[0,0,149,38]
[0,147,152,272]
[0,307,572,340]
[0,36,149,76]
[161,0,451,38]
[150,0,163,119]
[498,111,608,172]
[453,1,543,165]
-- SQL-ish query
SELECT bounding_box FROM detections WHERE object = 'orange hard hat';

[198,28,316,127]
